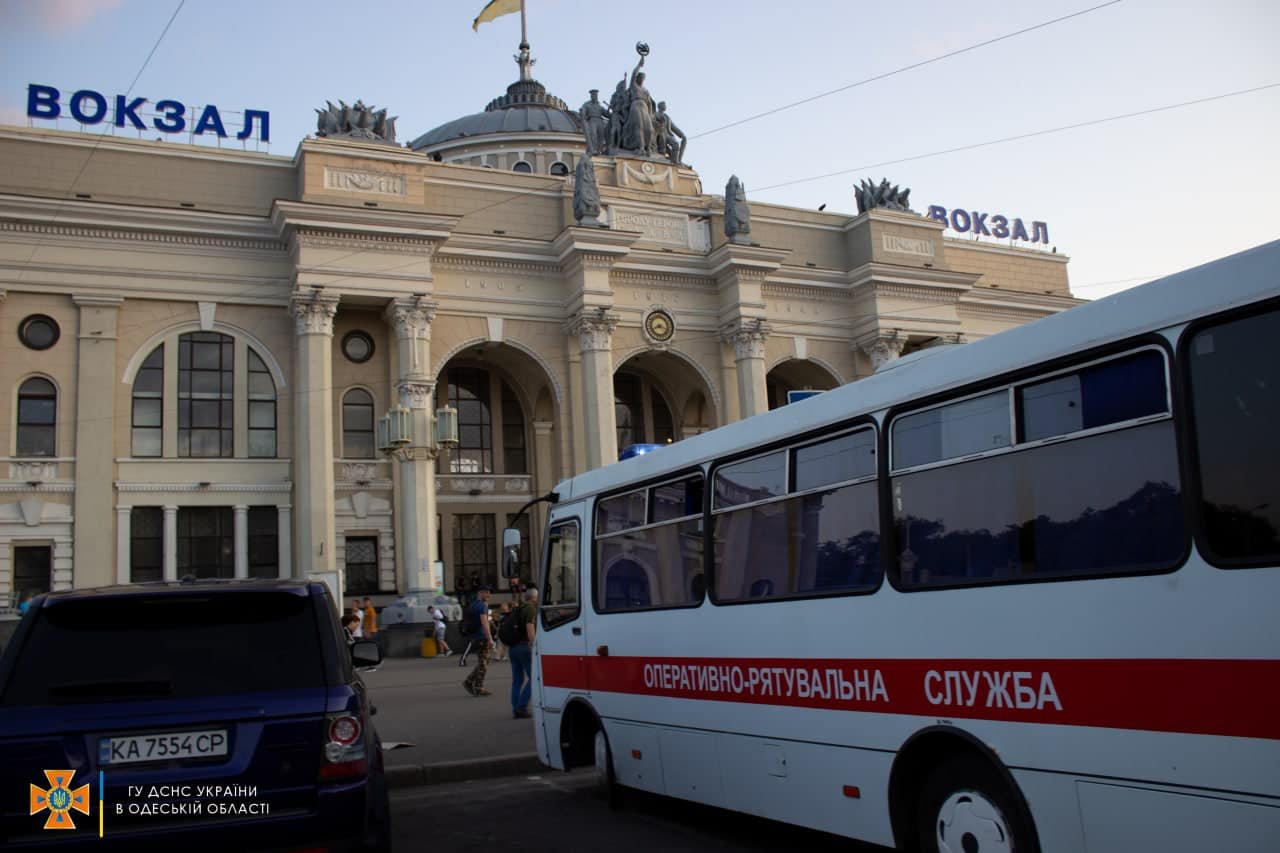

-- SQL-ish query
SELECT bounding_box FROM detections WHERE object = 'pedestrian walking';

[348,599,364,639]
[462,585,493,696]
[341,613,360,643]
[504,587,538,718]
[430,604,452,656]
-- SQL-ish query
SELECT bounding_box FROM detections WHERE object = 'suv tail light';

[318,711,368,782]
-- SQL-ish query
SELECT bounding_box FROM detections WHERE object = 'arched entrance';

[766,358,841,410]
[614,350,719,452]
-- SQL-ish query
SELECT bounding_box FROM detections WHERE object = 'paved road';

[365,654,537,766]
[390,770,891,853]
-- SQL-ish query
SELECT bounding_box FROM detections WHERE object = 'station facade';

[0,53,1078,603]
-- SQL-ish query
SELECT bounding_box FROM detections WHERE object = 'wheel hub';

[936,790,1012,853]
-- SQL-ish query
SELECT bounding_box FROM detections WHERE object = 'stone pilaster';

[115,506,131,585]
[233,505,249,579]
[532,419,555,537]
[290,291,340,579]
[72,294,122,589]
[566,309,620,468]
[277,504,292,578]
[553,225,638,472]
[163,505,178,581]
[385,297,439,591]
[721,319,772,419]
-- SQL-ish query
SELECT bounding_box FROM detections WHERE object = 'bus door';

[534,508,587,763]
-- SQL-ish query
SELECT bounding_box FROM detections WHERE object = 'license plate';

[99,730,229,766]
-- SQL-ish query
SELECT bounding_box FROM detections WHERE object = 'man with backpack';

[462,586,494,696]
[501,586,538,719]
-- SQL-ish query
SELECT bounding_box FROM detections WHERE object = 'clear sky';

[1,0,1276,298]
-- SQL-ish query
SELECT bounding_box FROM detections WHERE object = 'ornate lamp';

[387,406,412,448]
[434,404,459,450]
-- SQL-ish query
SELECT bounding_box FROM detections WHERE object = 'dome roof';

[409,77,582,152]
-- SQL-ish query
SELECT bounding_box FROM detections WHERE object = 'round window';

[19,315,60,351]
[342,331,375,363]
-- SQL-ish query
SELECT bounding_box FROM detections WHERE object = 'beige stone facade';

[0,121,1080,604]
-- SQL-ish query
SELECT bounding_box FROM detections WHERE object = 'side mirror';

[501,527,521,579]
[350,640,382,669]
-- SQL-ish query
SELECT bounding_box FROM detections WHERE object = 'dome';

[409,76,582,153]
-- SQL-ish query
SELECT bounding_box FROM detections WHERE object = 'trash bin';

[420,635,438,658]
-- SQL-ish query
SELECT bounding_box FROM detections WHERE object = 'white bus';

[516,241,1280,853]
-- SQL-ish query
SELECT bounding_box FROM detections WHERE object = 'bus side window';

[542,520,581,628]
[1186,304,1280,565]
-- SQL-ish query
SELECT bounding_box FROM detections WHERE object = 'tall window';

[13,545,52,598]
[178,332,233,457]
[614,371,675,451]
[345,536,380,593]
[177,506,234,579]
[501,381,527,474]
[16,377,57,457]
[247,349,276,458]
[130,508,164,583]
[342,389,376,458]
[248,507,279,579]
[453,513,496,588]
[447,368,492,473]
[132,347,164,456]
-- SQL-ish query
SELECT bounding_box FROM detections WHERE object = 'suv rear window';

[2,591,325,706]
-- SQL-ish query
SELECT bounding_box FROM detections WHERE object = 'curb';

[385,753,545,789]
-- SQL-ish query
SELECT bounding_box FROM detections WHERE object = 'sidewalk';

[362,653,544,788]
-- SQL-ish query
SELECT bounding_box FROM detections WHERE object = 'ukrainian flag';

[473,0,522,31]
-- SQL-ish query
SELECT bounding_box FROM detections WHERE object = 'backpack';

[498,608,526,646]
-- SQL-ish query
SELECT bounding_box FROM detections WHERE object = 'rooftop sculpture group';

[854,178,913,214]
[580,42,687,165]
[315,100,398,145]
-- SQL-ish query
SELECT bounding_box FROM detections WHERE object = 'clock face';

[645,310,674,342]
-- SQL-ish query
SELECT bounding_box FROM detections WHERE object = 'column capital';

[532,419,554,436]
[396,379,436,410]
[162,504,179,513]
[289,290,340,336]
[233,504,250,513]
[384,296,438,341]
[565,308,619,353]
[856,332,906,371]
[721,318,771,361]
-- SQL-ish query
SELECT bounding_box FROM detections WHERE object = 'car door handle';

[572,627,582,635]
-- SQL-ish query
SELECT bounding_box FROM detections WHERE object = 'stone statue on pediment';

[725,175,751,244]
[574,157,603,227]
[580,89,611,156]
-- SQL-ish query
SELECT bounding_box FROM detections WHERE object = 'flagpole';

[520,0,527,46]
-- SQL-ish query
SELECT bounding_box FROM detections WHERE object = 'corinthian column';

[566,309,619,469]
[859,333,905,372]
[385,297,439,592]
[290,291,340,579]
[722,319,771,419]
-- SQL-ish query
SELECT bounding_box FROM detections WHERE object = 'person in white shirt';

[348,599,364,639]
[430,605,452,656]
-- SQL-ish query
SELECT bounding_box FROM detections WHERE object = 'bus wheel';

[916,756,1038,853]
[593,728,624,810]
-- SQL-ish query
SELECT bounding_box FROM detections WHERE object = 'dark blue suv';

[0,579,390,851]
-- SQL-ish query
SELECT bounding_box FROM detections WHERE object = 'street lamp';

[377,404,458,461]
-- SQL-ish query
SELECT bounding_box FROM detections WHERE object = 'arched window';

[549,161,569,176]
[132,346,163,457]
[342,389,375,459]
[439,367,528,475]
[614,371,675,451]
[16,377,56,457]
[178,332,233,457]
[512,160,533,173]
[248,349,276,457]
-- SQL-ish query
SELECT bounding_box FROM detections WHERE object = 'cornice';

[552,225,641,267]
[114,482,294,493]
[293,230,437,255]
[762,281,852,302]
[0,482,76,493]
[841,207,943,233]
[0,194,285,251]
[846,262,979,293]
[706,242,791,279]
[944,237,1071,264]
[271,199,459,244]
[433,255,560,276]
[610,269,713,290]
[0,126,293,169]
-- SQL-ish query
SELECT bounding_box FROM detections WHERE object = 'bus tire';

[593,727,624,810]
[915,755,1039,853]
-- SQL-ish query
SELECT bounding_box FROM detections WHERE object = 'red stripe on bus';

[540,655,1280,741]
